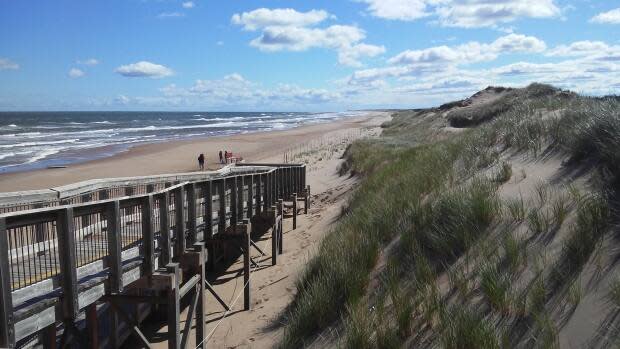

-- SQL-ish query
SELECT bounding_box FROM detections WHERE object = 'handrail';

[0,164,301,209]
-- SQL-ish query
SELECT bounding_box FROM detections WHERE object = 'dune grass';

[279,84,618,347]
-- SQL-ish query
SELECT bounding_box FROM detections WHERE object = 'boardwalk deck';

[0,163,310,348]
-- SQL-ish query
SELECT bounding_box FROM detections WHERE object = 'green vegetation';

[278,83,618,348]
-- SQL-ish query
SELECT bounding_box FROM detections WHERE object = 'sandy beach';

[0,112,389,192]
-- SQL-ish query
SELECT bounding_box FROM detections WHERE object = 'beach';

[0,112,390,192]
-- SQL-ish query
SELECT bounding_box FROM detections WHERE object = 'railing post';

[186,183,197,245]
[57,207,80,324]
[237,176,244,222]
[247,174,254,218]
[204,181,214,270]
[230,177,238,228]
[106,201,123,294]
[302,165,306,193]
[174,186,186,258]
[218,179,226,234]
[142,195,155,275]
[158,193,171,266]
[256,174,262,214]
[0,218,15,348]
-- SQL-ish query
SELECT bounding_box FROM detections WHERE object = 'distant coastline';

[0,110,367,174]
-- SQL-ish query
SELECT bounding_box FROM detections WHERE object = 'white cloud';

[358,0,430,21]
[358,0,560,28]
[115,61,174,78]
[157,12,185,19]
[182,1,195,9]
[435,0,560,28]
[0,58,19,70]
[233,8,383,67]
[387,34,545,66]
[68,68,85,78]
[232,8,331,31]
[591,8,620,24]
[546,41,620,57]
[157,73,342,107]
[77,58,99,66]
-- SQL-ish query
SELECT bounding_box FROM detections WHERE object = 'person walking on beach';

[198,153,205,170]
[224,150,228,164]
[219,150,224,164]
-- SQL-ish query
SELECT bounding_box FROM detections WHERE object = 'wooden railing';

[0,163,307,348]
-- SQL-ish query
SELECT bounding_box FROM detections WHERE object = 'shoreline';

[0,112,390,192]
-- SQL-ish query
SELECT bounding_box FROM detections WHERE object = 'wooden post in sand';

[271,206,278,266]
[292,193,298,230]
[277,199,284,254]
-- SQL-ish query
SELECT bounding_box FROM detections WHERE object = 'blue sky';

[0,0,618,111]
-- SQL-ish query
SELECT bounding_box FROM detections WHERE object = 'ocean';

[0,111,362,173]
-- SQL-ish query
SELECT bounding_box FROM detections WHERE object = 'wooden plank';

[0,217,15,348]
[106,201,123,294]
[142,195,155,275]
[56,207,79,319]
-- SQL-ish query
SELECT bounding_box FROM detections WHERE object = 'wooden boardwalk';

[0,163,309,348]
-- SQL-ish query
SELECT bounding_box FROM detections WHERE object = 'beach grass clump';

[549,192,609,289]
[527,208,550,236]
[607,277,620,308]
[440,305,500,349]
[480,262,512,313]
[506,195,526,222]
[502,233,525,274]
[551,192,569,227]
[495,161,513,183]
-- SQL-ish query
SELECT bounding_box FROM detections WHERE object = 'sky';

[0,0,618,111]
